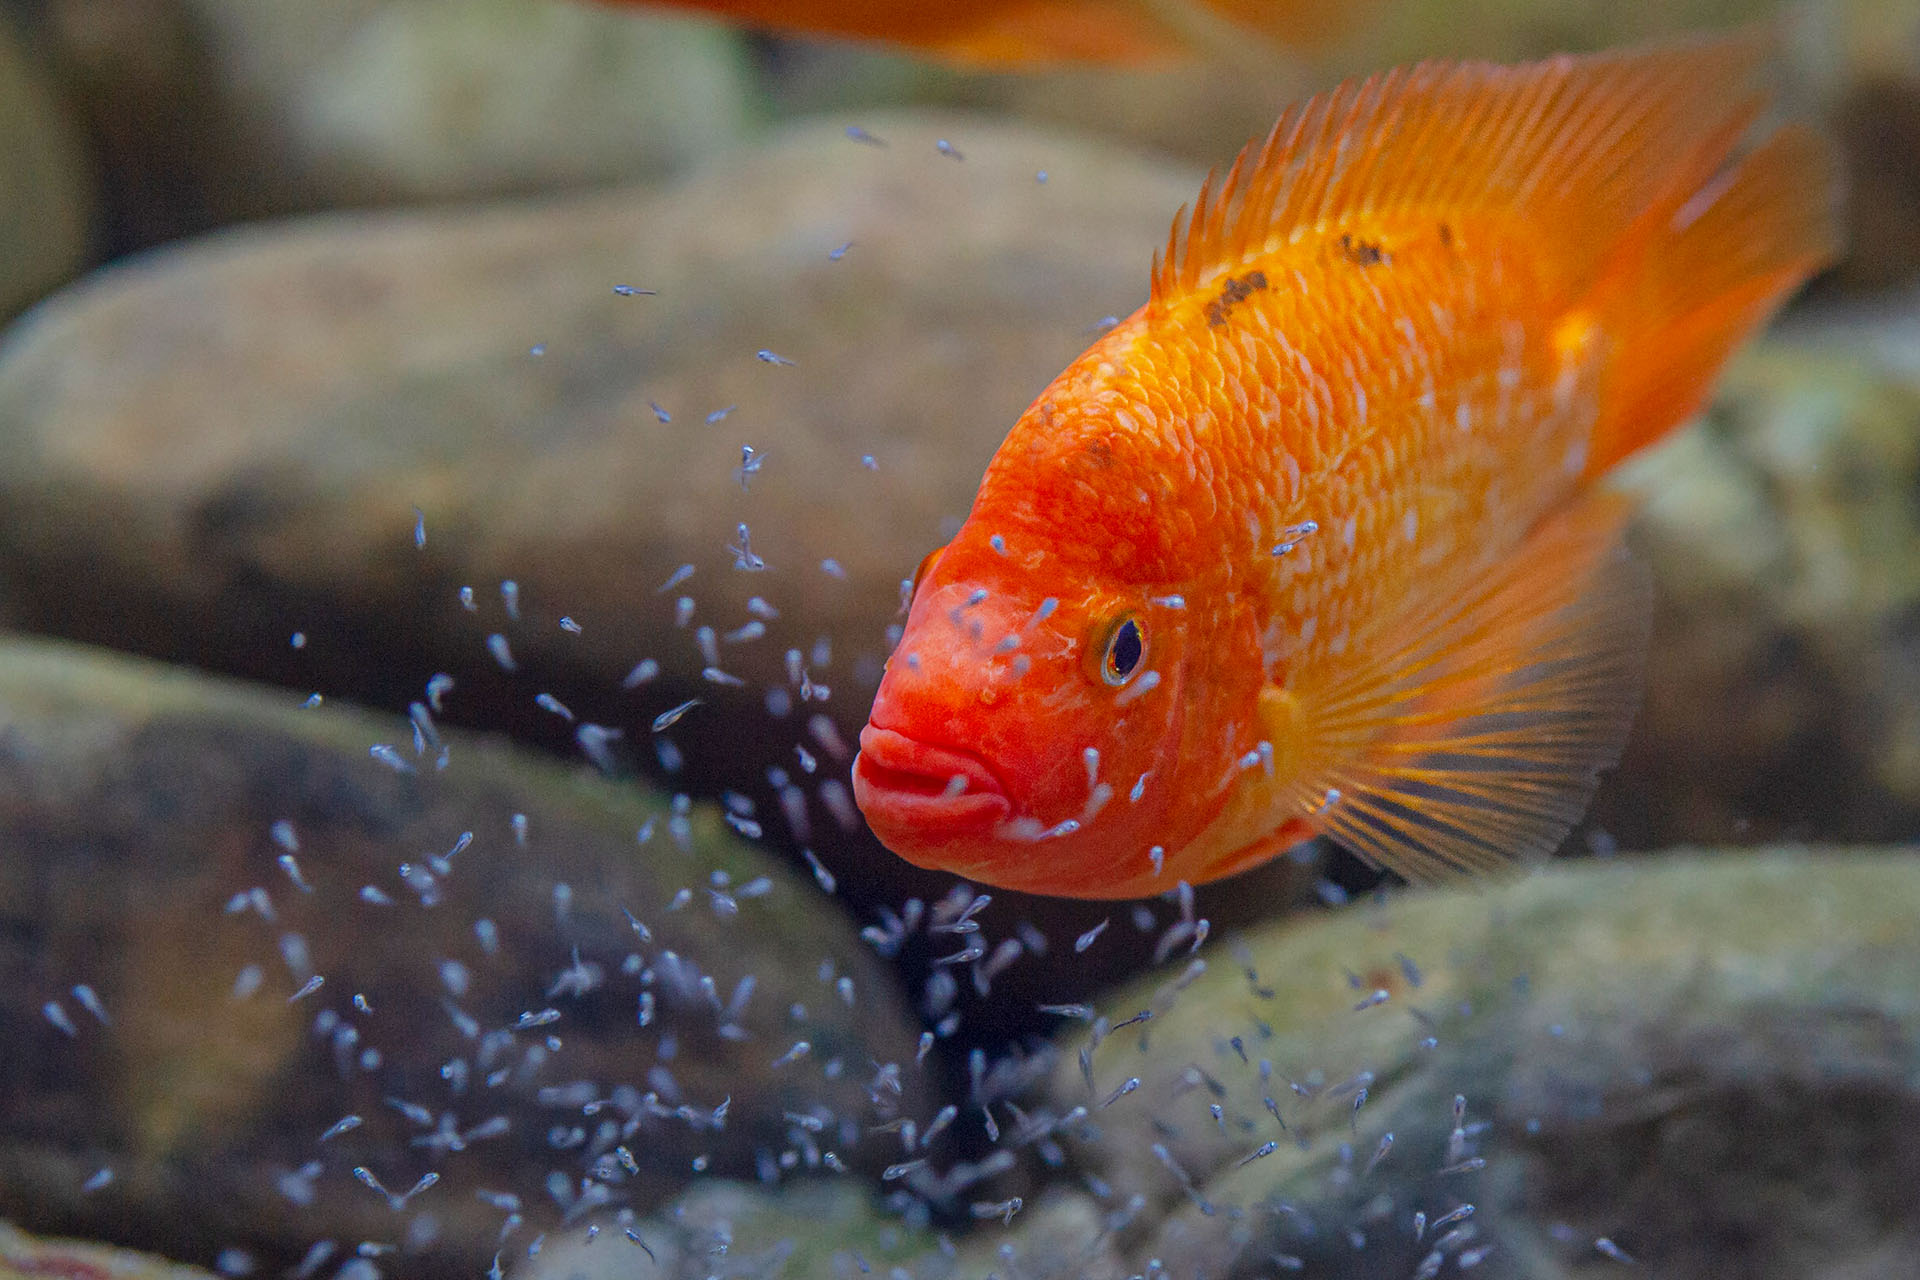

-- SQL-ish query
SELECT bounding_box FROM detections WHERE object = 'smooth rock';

[33,0,753,249]
[0,14,92,319]
[1046,849,1920,1279]
[0,113,1191,734]
[1831,72,1920,291]
[0,634,922,1278]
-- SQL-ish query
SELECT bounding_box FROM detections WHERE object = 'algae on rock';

[1049,850,1920,1279]
[0,634,922,1278]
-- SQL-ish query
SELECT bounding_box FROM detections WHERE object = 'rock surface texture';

[0,635,922,1278]
[1051,848,1920,1279]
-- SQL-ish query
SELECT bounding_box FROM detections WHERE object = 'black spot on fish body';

[1337,233,1388,267]
[1438,222,1454,248]
[1080,437,1117,469]
[1205,270,1270,327]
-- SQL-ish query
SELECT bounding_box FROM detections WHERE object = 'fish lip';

[853,724,1013,830]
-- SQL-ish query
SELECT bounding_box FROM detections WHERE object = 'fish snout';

[853,724,1013,843]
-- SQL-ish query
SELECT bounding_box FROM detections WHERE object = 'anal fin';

[1293,493,1651,882]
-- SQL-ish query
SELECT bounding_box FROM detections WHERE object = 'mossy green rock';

[520,1177,1134,1279]
[0,634,922,1278]
[1044,849,1920,1279]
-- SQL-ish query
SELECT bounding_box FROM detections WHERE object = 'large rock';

[1043,849,1920,1279]
[0,634,923,1278]
[514,1180,945,1280]
[33,0,754,250]
[0,14,92,319]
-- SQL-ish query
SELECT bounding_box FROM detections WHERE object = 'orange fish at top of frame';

[597,0,1368,65]
[851,33,1841,900]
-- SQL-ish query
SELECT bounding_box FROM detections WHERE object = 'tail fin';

[1582,119,1842,476]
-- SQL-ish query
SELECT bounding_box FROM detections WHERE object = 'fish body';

[853,36,1839,899]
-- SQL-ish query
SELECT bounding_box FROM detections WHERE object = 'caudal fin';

[1583,119,1842,475]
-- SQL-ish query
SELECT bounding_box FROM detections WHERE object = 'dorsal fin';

[1150,32,1778,310]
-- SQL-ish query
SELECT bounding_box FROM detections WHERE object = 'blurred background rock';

[0,637,925,1277]
[15,0,756,257]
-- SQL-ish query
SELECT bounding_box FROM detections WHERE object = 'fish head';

[854,526,1222,897]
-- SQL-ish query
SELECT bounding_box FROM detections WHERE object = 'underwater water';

[1,2,1919,1279]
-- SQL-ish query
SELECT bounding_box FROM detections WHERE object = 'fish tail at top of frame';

[600,0,1378,66]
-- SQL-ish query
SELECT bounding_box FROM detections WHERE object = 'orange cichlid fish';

[598,0,1366,65]
[852,34,1841,900]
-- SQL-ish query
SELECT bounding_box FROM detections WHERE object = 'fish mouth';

[853,725,1013,833]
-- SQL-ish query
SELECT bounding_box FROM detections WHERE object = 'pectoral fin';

[1289,493,1650,882]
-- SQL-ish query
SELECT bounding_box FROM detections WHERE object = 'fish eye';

[1096,614,1145,686]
